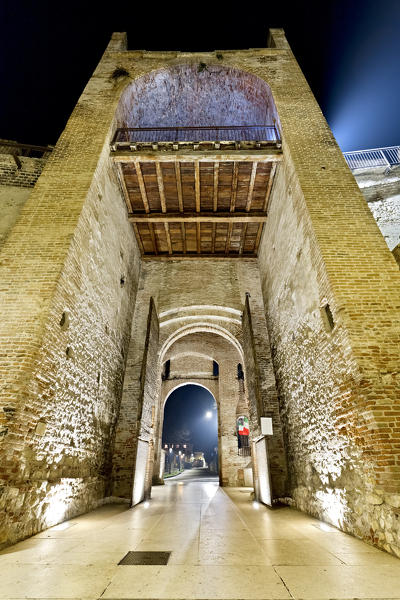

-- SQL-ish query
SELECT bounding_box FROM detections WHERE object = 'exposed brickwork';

[243,295,287,498]
[2,29,400,558]
[257,30,400,555]
[113,259,275,493]
[0,154,47,188]
[0,186,31,248]
[0,34,141,547]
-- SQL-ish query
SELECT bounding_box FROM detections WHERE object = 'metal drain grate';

[118,551,171,565]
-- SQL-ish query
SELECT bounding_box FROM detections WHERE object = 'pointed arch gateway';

[2,31,400,552]
[111,61,282,502]
[110,58,286,511]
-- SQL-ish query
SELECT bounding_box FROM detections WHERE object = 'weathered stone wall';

[3,29,400,557]
[353,165,400,251]
[0,186,31,248]
[242,295,287,498]
[0,152,48,248]
[162,332,250,486]
[113,297,159,503]
[121,63,279,129]
[115,258,283,493]
[0,154,47,188]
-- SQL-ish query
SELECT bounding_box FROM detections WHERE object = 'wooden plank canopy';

[114,156,280,257]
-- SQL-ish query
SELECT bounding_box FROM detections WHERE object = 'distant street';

[166,467,219,483]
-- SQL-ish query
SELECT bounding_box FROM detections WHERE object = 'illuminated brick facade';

[1,30,400,557]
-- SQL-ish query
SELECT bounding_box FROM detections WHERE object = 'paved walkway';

[1,475,400,599]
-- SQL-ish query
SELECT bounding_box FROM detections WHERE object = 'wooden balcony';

[111,126,282,258]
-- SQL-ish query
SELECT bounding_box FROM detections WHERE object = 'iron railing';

[343,146,400,171]
[112,125,280,145]
[0,139,53,158]
[238,446,251,457]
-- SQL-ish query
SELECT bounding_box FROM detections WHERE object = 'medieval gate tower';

[1,30,400,556]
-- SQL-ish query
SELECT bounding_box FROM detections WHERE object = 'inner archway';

[162,384,219,481]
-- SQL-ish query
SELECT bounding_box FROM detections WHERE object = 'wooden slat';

[113,151,283,163]
[155,162,167,212]
[229,162,238,212]
[211,223,216,253]
[155,162,172,253]
[254,223,264,254]
[245,162,258,212]
[128,211,268,223]
[196,222,201,253]
[164,223,172,254]
[148,223,158,255]
[175,161,184,212]
[181,222,186,253]
[142,254,258,261]
[132,223,145,254]
[213,163,219,212]
[225,222,233,255]
[262,162,277,212]
[239,223,248,255]
[117,163,133,212]
[134,161,150,213]
[195,161,201,212]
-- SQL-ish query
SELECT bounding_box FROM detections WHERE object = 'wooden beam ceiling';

[115,155,280,258]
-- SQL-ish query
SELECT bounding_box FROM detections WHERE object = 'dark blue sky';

[1,0,399,151]
[162,385,218,453]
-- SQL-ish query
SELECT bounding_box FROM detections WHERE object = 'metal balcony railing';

[343,146,400,171]
[111,125,281,150]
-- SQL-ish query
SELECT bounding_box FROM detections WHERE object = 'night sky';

[162,385,218,454]
[1,1,400,151]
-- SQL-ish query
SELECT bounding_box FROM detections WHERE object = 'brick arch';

[163,381,217,407]
[160,322,244,364]
[152,328,251,488]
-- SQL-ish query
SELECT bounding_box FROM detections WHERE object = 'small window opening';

[237,363,244,380]
[162,359,170,381]
[97,371,101,386]
[66,346,74,359]
[212,361,219,377]
[120,275,126,287]
[112,67,129,79]
[321,303,335,332]
[59,310,70,330]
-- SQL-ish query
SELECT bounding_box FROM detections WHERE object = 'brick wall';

[0,34,141,547]
[257,30,400,556]
[242,295,287,498]
[0,154,47,188]
[2,30,400,557]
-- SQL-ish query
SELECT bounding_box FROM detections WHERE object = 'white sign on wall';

[260,417,273,435]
